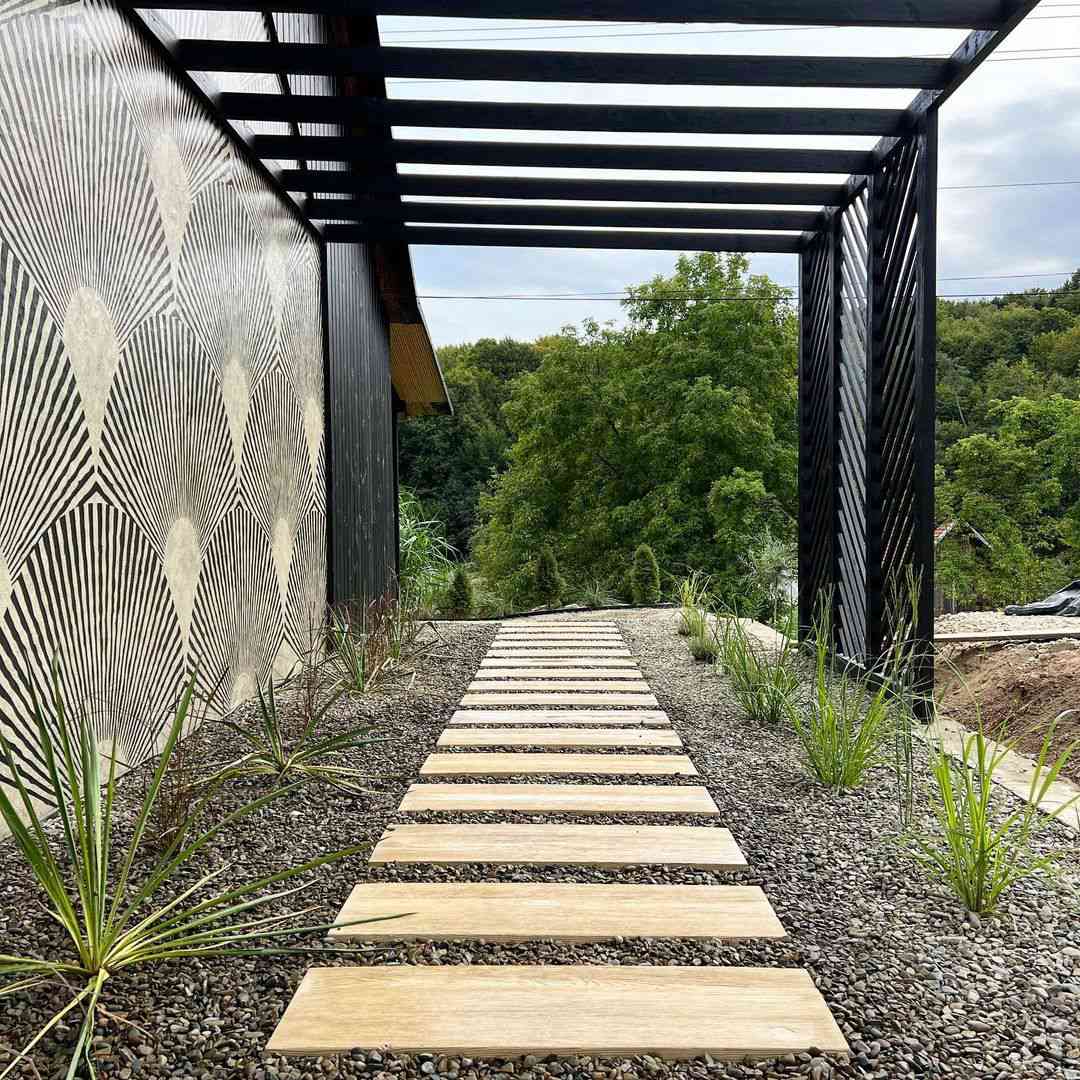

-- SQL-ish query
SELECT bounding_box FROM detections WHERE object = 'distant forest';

[400,256,1080,611]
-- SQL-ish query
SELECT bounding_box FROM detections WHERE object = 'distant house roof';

[934,520,992,549]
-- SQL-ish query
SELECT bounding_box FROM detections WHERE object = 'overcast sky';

[373,5,1080,346]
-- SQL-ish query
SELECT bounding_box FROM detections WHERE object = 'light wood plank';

[329,883,783,942]
[501,621,616,627]
[481,658,639,668]
[486,650,633,658]
[462,693,659,707]
[268,966,845,1059]
[369,823,746,870]
[467,680,651,692]
[450,710,670,726]
[438,727,681,748]
[475,668,643,679]
[399,782,716,815]
[420,753,696,777]
[496,636,624,642]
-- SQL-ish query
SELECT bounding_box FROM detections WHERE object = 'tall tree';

[473,254,798,605]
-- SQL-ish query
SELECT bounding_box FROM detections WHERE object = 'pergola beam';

[256,136,871,174]
[322,225,804,252]
[307,200,821,231]
[145,1,1007,30]
[178,42,953,90]
[280,171,848,206]
[219,94,910,137]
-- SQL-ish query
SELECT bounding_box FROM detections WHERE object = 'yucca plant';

[329,605,393,696]
[212,669,380,794]
[910,713,1079,916]
[792,614,892,792]
[716,616,801,727]
[0,671,383,1080]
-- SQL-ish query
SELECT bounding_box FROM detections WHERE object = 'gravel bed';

[3,611,1079,1080]
[936,610,1080,636]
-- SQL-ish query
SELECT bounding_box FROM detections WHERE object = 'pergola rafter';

[124,0,1045,695]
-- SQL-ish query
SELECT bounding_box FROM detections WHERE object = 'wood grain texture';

[328,883,783,942]
[419,753,696,777]
[486,650,634,658]
[461,693,659,707]
[368,823,746,870]
[467,680,651,692]
[480,659,639,668]
[473,665,639,673]
[437,728,681,748]
[266,965,847,1059]
[450,710,670,726]
[398,782,717,815]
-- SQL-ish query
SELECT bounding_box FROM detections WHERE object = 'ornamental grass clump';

[792,612,892,792]
[716,616,802,727]
[214,658,380,795]
[0,671,377,1080]
[329,603,393,695]
[676,572,711,636]
[630,543,661,605]
[910,712,1079,916]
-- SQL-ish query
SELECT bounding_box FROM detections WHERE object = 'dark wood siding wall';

[325,241,398,605]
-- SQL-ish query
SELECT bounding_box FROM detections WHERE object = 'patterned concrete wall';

[0,0,327,809]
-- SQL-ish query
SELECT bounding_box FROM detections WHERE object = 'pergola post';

[798,117,938,706]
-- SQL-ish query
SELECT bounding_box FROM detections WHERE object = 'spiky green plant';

[910,713,1078,916]
[328,605,393,696]
[534,545,563,607]
[398,488,457,614]
[716,616,802,727]
[688,627,720,662]
[792,615,892,792]
[676,572,712,636]
[446,565,475,619]
[576,579,617,609]
[0,671,384,1080]
[213,662,379,794]
[630,544,661,605]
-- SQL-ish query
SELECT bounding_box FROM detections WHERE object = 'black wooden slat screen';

[798,121,937,698]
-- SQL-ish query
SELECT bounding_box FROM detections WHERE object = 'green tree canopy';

[473,254,798,606]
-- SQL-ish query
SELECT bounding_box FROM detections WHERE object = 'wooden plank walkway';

[270,618,846,1065]
[449,709,671,726]
[329,883,784,942]
[267,967,847,1059]
[369,823,747,869]
[437,727,682,747]
[398,782,718,815]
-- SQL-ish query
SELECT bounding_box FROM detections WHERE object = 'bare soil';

[937,640,1080,786]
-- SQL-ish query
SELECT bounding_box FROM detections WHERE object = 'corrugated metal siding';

[326,242,398,604]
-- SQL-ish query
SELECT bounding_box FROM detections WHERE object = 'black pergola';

[129,0,1042,690]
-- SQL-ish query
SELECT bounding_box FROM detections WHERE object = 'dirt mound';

[936,640,1080,786]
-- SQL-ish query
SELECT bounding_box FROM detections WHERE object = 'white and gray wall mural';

[0,0,327,810]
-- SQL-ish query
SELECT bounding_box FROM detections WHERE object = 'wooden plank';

[178,41,950,91]
[222,95,908,138]
[480,658,639,668]
[152,0,1004,31]
[321,227,806,255]
[486,648,632,656]
[472,669,644,680]
[450,710,670,726]
[281,172,849,208]
[461,693,659,707]
[502,621,616,627]
[368,823,746,870]
[309,201,823,234]
[398,782,714,815]
[437,728,682,748]
[268,965,847,1059]
[419,753,696,777]
[467,680,651,692]
[936,629,1080,645]
[328,883,783,942]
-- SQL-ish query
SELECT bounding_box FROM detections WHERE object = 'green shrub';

[0,669,381,1079]
[446,565,474,619]
[910,714,1078,915]
[534,545,563,607]
[716,616,801,727]
[399,488,456,614]
[792,618,892,792]
[631,544,661,605]
[688,628,720,662]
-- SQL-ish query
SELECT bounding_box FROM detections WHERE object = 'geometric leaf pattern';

[0,0,328,808]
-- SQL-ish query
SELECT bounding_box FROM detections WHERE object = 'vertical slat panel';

[325,241,396,605]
